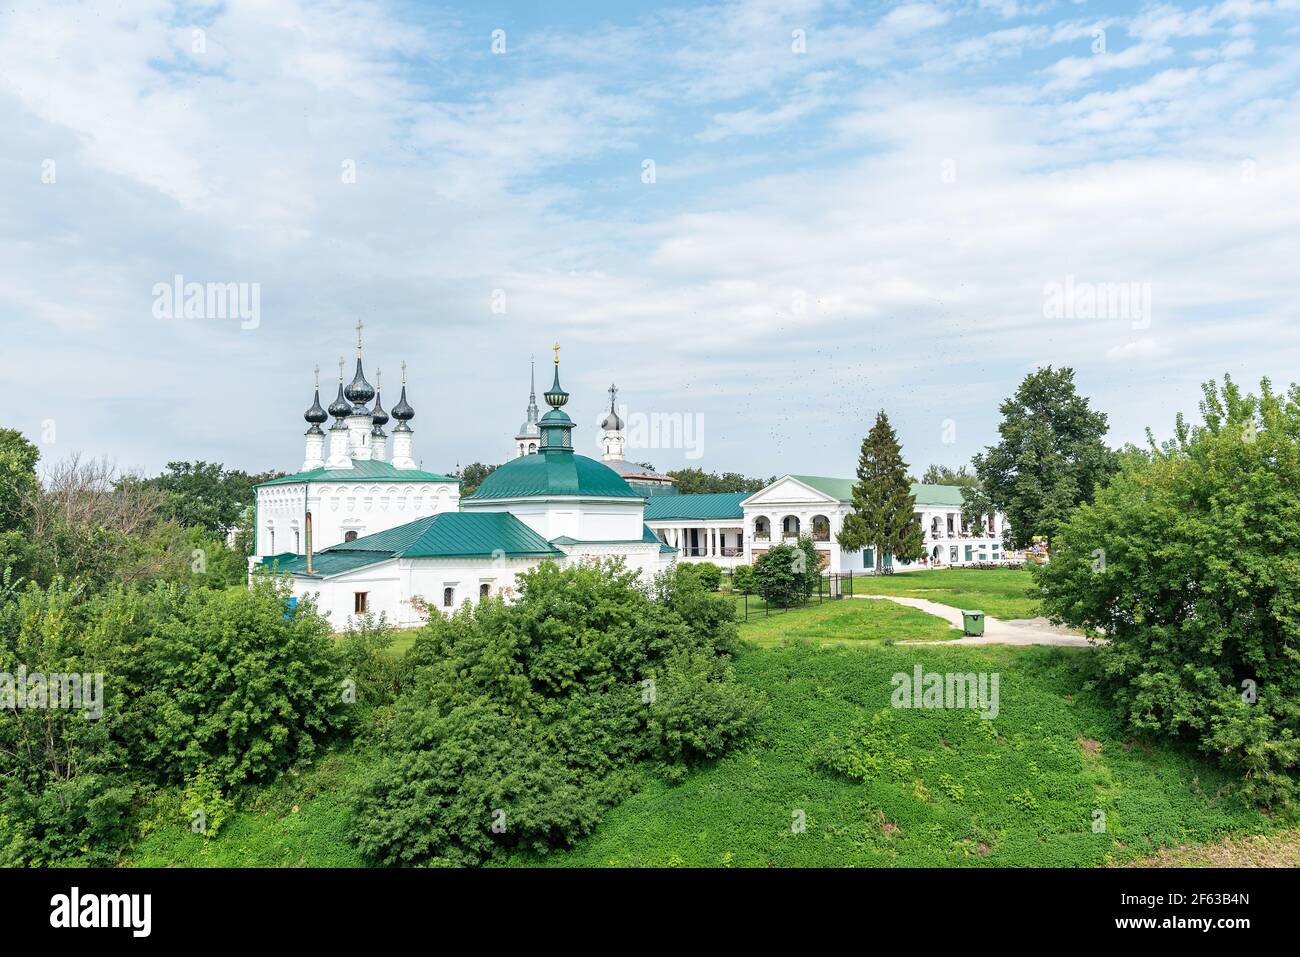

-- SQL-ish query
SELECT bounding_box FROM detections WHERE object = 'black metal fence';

[726,571,860,622]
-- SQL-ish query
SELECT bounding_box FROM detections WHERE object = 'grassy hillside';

[125,587,1271,868]
[505,643,1268,867]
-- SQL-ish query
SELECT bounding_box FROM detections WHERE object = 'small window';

[354,592,368,614]
[344,530,359,543]
[443,586,455,608]
[479,583,490,599]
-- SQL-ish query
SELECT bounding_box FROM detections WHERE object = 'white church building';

[254,329,1016,628]
[254,334,674,627]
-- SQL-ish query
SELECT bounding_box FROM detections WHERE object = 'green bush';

[336,611,403,713]
[753,537,821,607]
[1036,376,1300,808]
[181,764,234,839]
[689,562,723,591]
[731,564,756,595]
[351,559,762,866]
[0,575,350,864]
[136,577,352,789]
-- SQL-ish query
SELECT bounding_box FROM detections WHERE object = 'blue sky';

[3,0,1300,480]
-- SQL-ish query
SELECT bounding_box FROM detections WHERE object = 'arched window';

[753,516,770,540]
[443,587,455,608]
[344,530,359,543]
[529,443,537,454]
[811,515,830,542]
[479,583,490,599]
[782,515,800,537]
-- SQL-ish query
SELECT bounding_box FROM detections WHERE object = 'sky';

[3,0,1300,481]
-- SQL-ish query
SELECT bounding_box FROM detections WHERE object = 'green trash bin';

[962,610,985,636]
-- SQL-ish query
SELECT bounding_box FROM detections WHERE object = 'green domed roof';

[465,451,642,501]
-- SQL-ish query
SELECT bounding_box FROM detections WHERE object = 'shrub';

[752,537,820,607]
[731,564,756,595]
[336,611,403,713]
[136,577,352,789]
[181,765,234,839]
[351,559,762,866]
[0,575,350,864]
[690,562,723,591]
[1036,376,1300,808]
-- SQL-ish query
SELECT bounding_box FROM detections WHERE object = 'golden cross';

[552,341,561,365]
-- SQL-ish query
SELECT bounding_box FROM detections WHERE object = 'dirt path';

[855,594,1097,647]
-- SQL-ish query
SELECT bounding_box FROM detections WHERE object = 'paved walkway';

[855,594,1097,647]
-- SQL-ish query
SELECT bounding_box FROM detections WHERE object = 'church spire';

[302,365,328,470]
[390,360,417,469]
[539,343,575,452]
[344,319,375,411]
[599,382,626,462]
[514,355,542,457]
[370,368,389,462]
[304,364,327,433]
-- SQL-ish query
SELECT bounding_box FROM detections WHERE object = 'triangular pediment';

[741,475,841,508]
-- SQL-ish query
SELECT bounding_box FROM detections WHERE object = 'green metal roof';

[255,550,398,579]
[787,475,967,507]
[336,512,562,559]
[643,491,748,521]
[256,460,457,487]
[548,525,677,551]
[253,512,562,577]
[464,451,642,501]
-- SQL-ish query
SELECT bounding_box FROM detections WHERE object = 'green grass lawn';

[736,596,962,647]
[505,642,1270,867]
[851,567,1042,619]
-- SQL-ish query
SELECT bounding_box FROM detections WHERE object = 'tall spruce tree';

[837,411,924,573]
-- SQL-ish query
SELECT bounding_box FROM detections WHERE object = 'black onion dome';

[391,385,415,422]
[344,357,375,409]
[600,407,623,431]
[304,389,328,425]
[370,390,389,428]
[327,381,351,418]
